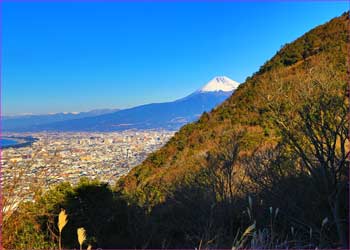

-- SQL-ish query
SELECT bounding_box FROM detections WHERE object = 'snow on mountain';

[4,77,240,132]
[199,76,240,92]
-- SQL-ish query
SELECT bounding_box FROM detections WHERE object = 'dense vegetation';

[3,12,349,249]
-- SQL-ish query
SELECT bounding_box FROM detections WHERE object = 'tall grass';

[77,227,87,250]
[58,209,68,250]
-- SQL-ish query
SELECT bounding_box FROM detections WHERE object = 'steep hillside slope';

[117,12,349,207]
[5,12,349,250]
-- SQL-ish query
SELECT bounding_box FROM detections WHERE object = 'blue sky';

[2,1,349,115]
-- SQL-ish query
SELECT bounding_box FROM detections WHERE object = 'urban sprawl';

[1,130,175,204]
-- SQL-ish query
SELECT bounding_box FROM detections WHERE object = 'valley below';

[2,6,349,250]
[2,130,174,206]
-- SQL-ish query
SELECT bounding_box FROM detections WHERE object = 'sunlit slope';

[116,12,349,206]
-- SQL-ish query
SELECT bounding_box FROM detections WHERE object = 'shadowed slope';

[117,12,349,207]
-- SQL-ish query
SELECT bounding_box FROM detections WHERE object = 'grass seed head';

[58,209,68,233]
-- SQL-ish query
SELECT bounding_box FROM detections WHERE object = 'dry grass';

[77,227,87,250]
[58,209,68,250]
[58,209,68,232]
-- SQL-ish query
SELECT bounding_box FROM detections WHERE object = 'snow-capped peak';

[199,76,240,92]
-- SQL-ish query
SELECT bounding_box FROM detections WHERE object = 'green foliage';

[116,12,350,212]
[9,221,55,250]
[6,179,133,249]
[114,12,349,247]
[5,12,350,249]
[258,13,349,74]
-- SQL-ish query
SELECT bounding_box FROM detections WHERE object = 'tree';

[264,60,349,248]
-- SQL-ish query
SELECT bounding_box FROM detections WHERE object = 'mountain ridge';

[4,76,239,132]
[4,12,349,249]
[2,108,120,131]
[117,12,350,207]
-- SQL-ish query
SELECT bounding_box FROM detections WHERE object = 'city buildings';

[1,130,174,204]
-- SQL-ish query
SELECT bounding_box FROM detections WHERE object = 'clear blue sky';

[2,1,349,115]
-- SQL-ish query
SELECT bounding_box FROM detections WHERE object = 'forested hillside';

[4,12,349,249]
[117,11,349,207]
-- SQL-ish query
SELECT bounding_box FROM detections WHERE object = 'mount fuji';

[198,76,239,92]
[4,76,240,132]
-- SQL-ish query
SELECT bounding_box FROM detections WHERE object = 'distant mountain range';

[2,109,120,132]
[3,76,240,132]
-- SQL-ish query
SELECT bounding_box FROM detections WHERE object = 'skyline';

[2,1,349,115]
